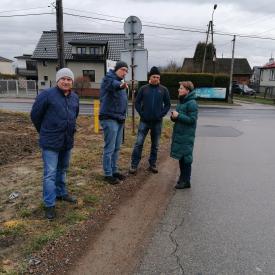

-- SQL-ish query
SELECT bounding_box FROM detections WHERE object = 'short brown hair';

[179,81,194,91]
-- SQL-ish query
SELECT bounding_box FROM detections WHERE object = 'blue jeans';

[131,120,162,168]
[42,149,71,207]
[100,119,124,176]
[179,157,192,183]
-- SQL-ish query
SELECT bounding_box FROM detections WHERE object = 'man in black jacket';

[129,66,171,174]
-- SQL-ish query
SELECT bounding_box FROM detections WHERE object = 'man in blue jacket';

[31,68,79,220]
[129,66,171,174]
[99,61,129,184]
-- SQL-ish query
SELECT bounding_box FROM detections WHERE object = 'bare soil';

[0,110,175,275]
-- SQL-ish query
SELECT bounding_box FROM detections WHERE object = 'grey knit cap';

[56,68,74,83]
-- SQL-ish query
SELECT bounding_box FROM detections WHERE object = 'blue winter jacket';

[30,87,79,151]
[135,84,171,122]
[99,69,128,121]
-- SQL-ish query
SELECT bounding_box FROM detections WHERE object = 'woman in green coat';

[170,81,198,189]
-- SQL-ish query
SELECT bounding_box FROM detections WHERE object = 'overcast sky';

[1,0,275,68]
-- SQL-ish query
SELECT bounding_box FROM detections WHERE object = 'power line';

[0,12,53,18]
[63,11,275,42]
[0,6,49,14]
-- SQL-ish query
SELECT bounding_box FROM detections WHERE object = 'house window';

[44,76,48,81]
[90,47,102,55]
[83,70,95,82]
[77,47,86,54]
[42,61,47,67]
[269,69,275,81]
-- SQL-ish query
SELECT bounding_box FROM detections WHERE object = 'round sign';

[124,16,142,39]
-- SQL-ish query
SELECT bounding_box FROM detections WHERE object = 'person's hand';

[171,110,179,118]
[120,81,128,89]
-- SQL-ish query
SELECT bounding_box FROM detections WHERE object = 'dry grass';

[0,112,173,274]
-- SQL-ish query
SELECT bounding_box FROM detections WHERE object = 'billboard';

[195,87,227,99]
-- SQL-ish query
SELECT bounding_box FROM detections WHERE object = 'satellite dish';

[124,16,142,39]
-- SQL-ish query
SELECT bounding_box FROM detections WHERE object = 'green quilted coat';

[170,90,198,163]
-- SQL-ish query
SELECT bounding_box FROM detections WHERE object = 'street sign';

[124,38,143,50]
[121,49,148,81]
[124,16,142,39]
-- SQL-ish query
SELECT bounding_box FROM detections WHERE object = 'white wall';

[0,61,14,75]
[37,60,105,90]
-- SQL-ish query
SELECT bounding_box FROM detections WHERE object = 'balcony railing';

[72,54,106,61]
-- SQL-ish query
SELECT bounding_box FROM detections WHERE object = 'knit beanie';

[148,66,160,77]
[56,68,74,83]
[114,61,128,71]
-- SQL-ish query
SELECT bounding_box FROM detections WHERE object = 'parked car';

[232,83,256,95]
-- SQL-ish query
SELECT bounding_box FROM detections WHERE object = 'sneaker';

[148,165,158,174]
[113,172,126,180]
[175,181,191,189]
[56,195,77,203]
[104,176,120,185]
[45,206,56,220]
[129,166,137,174]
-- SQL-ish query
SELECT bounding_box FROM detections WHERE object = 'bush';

[136,73,230,100]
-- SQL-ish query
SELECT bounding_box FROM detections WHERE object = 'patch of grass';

[65,210,89,224]
[83,194,99,205]
[18,208,32,218]
[234,95,275,105]
[24,226,65,255]
[1,220,26,237]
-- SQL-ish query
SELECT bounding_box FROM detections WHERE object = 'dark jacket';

[135,83,171,122]
[170,91,198,163]
[30,87,79,151]
[99,69,128,122]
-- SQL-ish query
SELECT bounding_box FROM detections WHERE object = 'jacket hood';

[106,69,122,80]
[180,90,197,102]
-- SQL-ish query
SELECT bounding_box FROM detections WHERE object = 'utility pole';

[201,22,210,73]
[56,0,65,69]
[228,35,236,104]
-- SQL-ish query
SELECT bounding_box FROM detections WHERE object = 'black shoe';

[56,195,77,203]
[148,165,158,173]
[45,206,56,220]
[113,172,126,180]
[175,181,191,189]
[104,176,120,185]
[129,166,137,174]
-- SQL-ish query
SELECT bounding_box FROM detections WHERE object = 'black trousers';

[179,157,192,183]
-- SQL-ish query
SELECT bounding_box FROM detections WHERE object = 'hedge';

[138,73,230,100]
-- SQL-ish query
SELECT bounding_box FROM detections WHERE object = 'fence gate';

[0,80,37,98]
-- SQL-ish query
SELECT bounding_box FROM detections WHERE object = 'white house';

[32,31,144,93]
[0,56,14,75]
[259,58,275,96]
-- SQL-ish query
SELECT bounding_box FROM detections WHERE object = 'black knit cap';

[149,66,160,77]
[114,61,128,71]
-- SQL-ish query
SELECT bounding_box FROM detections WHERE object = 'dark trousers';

[131,120,162,168]
[179,157,192,183]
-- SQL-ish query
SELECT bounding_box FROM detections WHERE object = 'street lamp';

[202,4,218,73]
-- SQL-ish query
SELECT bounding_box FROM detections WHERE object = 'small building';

[0,56,14,75]
[182,58,252,84]
[14,54,37,80]
[259,58,275,97]
[32,31,144,94]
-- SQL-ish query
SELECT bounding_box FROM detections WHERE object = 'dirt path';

[69,156,178,275]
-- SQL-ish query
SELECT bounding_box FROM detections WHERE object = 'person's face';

[115,67,128,79]
[57,77,73,92]
[149,74,160,85]
[178,85,189,96]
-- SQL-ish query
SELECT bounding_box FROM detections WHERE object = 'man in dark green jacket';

[170,81,198,189]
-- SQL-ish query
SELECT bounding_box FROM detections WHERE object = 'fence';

[0,80,37,98]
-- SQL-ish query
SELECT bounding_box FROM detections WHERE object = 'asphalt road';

[136,104,275,274]
[1,100,275,119]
